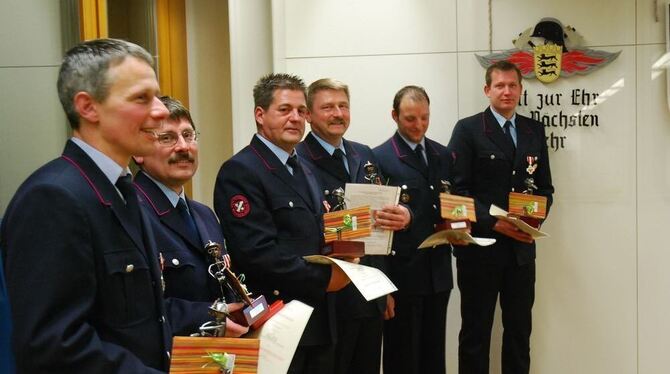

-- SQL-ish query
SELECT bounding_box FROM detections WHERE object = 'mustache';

[329,118,346,126]
[168,152,194,164]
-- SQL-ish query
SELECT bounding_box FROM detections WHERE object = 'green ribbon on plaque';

[342,214,353,229]
[451,205,466,218]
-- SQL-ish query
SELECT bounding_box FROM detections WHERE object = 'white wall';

[0,0,68,214]
[260,0,670,373]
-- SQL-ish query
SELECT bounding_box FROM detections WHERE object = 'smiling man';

[133,96,247,338]
[1,38,173,372]
[373,85,453,374]
[214,73,350,374]
[447,60,554,374]
[296,78,410,374]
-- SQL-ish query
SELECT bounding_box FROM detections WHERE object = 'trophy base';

[229,295,269,327]
[435,219,471,233]
[250,300,285,330]
[320,240,365,259]
[517,215,542,229]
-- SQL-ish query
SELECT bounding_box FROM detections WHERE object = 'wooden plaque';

[323,205,372,243]
[440,193,477,222]
[508,192,547,219]
[170,336,260,373]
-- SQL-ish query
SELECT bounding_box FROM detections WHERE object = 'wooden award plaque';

[508,192,547,228]
[170,336,259,373]
[439,193,476,232]
[321,205,371,258]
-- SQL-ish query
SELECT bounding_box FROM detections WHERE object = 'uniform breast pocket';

[476,150,510,181]
[269,196,316,239]
[102,249,156,327]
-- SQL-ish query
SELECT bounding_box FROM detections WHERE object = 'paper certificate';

[489,204,549,239]
[303,255,397,301]
[249,300,314,374]
[419,230,496,248]
[344,183,401,255]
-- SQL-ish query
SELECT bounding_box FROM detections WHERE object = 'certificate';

[419,230,496,248]
[247,300,314,374]
[303,255,397,301]
[344,183,401,255]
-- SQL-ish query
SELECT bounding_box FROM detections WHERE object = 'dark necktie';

[176,198,201,245]
[115,174,141,228]
[332,148,350,182]
[415,144,428,169]
[504,121,516,149]
[286,155,314,209]
[286,155,301,176]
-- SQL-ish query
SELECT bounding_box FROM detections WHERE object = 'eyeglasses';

[156,130,199,147]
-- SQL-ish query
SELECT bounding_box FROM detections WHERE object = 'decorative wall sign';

[477,17,621,83]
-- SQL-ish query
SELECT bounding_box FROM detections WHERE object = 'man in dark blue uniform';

[1,39,173,373]
[373,85,453,374]
[296,78,411,374]
[133,96,248,337]
[214,73,350,374]
[0,254,14,373]
[447,60,553,374]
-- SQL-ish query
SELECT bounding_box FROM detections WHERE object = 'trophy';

[363,161,383,185]
[508,156,547,229]
[321,187,369,258]
[437,180,476,232]
[192,241,270,336]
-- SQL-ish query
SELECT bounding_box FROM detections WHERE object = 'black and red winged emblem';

[477,18,620,83]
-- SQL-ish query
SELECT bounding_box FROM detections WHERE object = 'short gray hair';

[57,38,154,128]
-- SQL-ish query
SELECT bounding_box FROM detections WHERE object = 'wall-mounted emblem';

[477,18,621,83]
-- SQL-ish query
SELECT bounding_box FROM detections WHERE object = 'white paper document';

[489,204,549,239]
[303,255,397,301]
[250,300,314,374]
[418,230,496,248]
[344,183,401,255]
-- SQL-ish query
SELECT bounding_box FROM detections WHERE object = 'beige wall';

[185,0,233,207]
[263,0,670,373]
[0,0,68,214]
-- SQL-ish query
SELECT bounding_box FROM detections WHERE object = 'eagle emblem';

[476,17,620,83]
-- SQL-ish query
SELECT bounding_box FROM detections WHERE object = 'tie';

[115,174,141,228]
[286,155,301,175]
[415,144,428,169]
[332,148,350,182]
[176,198,201,245]
[504,121,516,149]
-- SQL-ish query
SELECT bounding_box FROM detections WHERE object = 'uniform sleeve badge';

[230,195,251,218]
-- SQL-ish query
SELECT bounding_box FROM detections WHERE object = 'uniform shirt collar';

[396,131,426,151]
[140,170,184,208]
[311,132,345,156]
[490,106,517,129]
[70,136,130,184]
[255,133,296,164]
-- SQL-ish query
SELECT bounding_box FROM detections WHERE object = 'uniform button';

[289,201,294,208]
[512,188,515,192]
[390,250,396,256]
[159,315,165,323]
[429,185,434,190]
[125,264,134,273]
[401,185,408,190]
[273,290,280,296]
[433,204,437,210]
[490,154,495,160]
[172,258,180,266]
[166,351,171,358]
[512,170,516,175]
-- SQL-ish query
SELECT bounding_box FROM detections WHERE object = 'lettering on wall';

[517,88,602,152]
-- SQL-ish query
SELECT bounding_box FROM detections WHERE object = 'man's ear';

[73,92,99,124]
[132,156,144,166]
[391,109,399,124]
